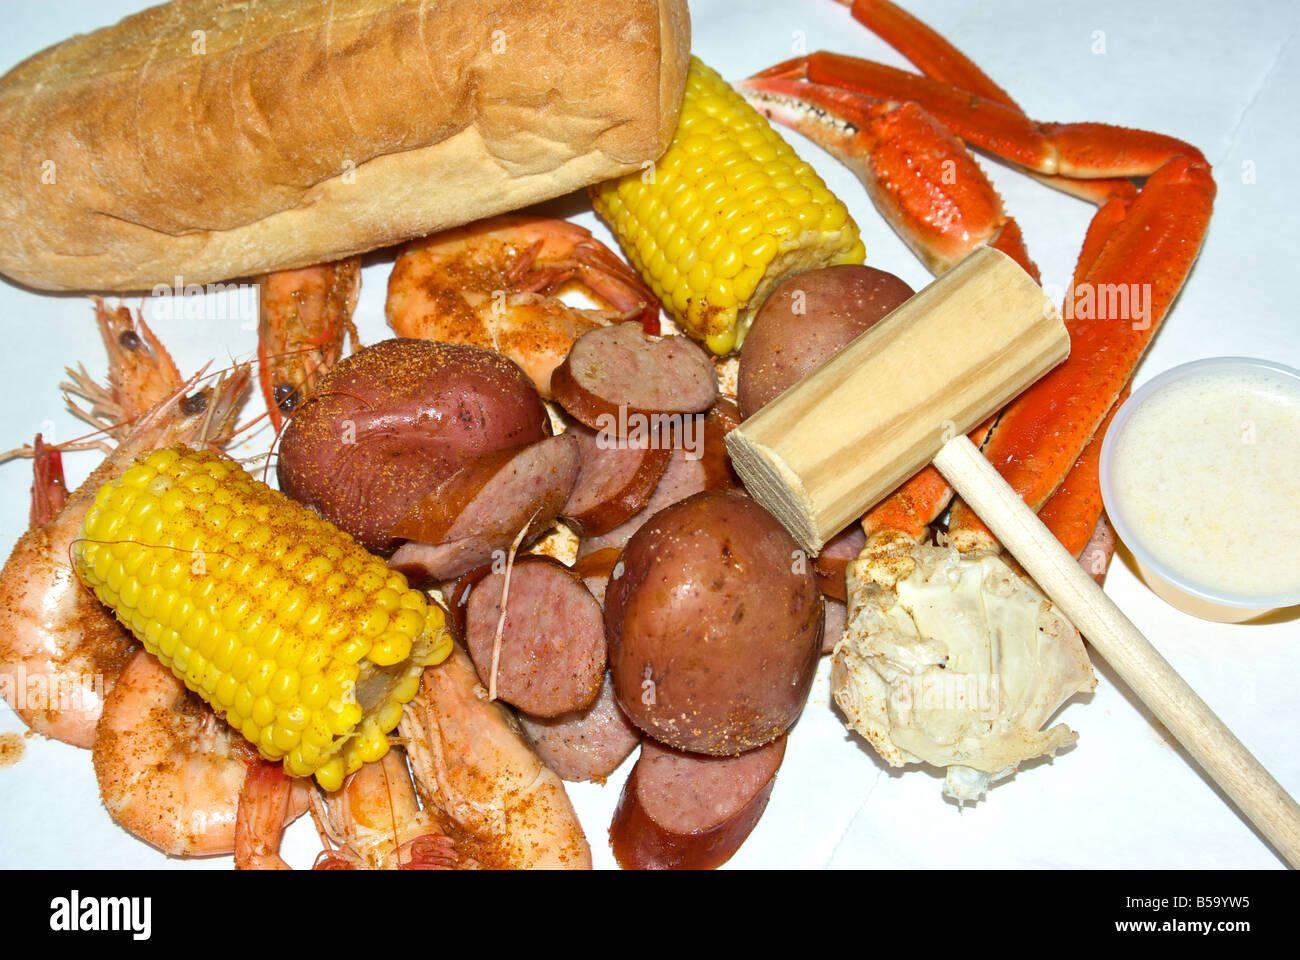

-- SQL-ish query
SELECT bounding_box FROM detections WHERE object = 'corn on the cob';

[73,446,452,791]
[592,57,866,355]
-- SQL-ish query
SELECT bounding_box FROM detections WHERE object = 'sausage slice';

[462,556,606,717]
[561,422,672,537]
[388,434,580,583]
[610,736,787,870]
[551,322,718,431]
[576,445,709,559]
[822,597,847,655]
[519,673,641,783]
[570,547,621,607]
[813,523,867,603]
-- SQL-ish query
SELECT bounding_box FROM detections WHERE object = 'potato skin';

[737,265,915,418]
[277,338,549,553]
[605,490,823,755]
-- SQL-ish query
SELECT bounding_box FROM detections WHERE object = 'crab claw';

[737,76,1037,278]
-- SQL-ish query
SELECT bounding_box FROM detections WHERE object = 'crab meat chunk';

[831,537,1096,804]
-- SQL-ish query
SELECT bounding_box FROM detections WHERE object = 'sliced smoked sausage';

[462,556,606,717]
[813,523,867,603]
[610,735,787,869]
[561,422,672,537]
[551,322,717,431]
[388,433,580,584]
[519,673,641,783]
[575,444,709,559]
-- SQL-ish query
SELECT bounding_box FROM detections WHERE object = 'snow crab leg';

[947,155,1214,550]
[735,78,1039,280]
[741,15,1215,563]
[754,51,1168,206]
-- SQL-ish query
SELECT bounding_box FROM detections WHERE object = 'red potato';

[737,265,915,419]
[387,434,580,584]
[610,735,787,870]
[277,338,549,553]
[605,490,823,756]
[461,555,606,717]
[551,322,718,431]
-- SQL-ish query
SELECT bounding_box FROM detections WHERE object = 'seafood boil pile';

[1,0,1289,869]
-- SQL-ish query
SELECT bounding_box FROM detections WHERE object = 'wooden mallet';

[726,246,1300,867]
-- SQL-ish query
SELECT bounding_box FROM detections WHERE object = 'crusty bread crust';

[0,0,690,291]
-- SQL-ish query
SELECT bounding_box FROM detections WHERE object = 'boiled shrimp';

[94,650,257,856]
[62,298,184,442]
[386,215,659,396]
[400,644,592,869]
[256,257,361,432]
[312,750,456,870]
[232,750,454,870]
[0,369,250,748]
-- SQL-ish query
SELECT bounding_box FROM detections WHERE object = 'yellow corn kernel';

[316,758,345,793]
[591,56,865,354]
[74,446,451,789]
[354,721,389,764]
[368,632,412,667]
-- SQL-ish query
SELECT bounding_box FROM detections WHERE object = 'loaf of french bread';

[0,0,690,291]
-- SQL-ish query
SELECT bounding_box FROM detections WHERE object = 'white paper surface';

[0,0,1296,870]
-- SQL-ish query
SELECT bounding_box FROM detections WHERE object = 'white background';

[0,0,1296,869]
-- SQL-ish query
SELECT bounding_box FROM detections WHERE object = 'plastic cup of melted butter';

[1099,357,1300,623]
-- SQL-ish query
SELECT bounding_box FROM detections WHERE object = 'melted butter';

[1111,367,1300,598]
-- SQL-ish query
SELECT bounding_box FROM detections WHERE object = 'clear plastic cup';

[1098,357,1300,623]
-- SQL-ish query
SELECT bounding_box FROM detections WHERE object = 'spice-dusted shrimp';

[94,650,256,856]
[0,370,250,747]
[256,257,361,432]
[386,215,659,396]
[62,298,184,441]
[233,759,313,870]
[400,645,592,869]
[312,750,456,870]
[233,751,454,870]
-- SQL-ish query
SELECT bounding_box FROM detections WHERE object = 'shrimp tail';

[398,833,457,869]
[234,759,294,870]
[573,239,663,334]
[504,236,662,335]
[30,435,68,527]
